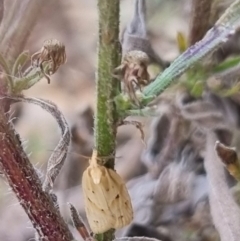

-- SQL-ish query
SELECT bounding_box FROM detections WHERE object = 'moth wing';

[106,169,133,229]
[84,198,114,234]
[82,166,133,233]
[82,168,115,233]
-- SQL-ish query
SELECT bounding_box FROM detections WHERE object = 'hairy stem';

[94,0,121,240]
[95,0,121,164]
[0,111,73,241]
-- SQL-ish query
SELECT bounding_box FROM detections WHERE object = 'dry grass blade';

[68,203,92,241]
[205,132,240,241]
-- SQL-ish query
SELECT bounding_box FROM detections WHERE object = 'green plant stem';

[94,0,121,239]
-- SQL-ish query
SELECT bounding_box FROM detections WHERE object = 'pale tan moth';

[82,150,133,234]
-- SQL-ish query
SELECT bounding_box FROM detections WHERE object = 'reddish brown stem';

[0,112,73,241]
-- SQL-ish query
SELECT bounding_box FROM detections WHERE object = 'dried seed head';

[41,39,66,73]
[123,50,150,87]
[113,50,151,105]
[123,50,150,65]
[31,39,67,83]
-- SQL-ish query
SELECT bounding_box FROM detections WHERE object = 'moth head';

[90,166,103,184]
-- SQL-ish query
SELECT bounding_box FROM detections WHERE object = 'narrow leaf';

[12,50,30,76]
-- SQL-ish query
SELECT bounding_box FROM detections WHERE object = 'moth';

[82,150,133,234]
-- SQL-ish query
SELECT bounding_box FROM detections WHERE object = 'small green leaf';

[176,31,188,53]
[114,94,132,112]
[190,80,204,97]
[12,50,30,77]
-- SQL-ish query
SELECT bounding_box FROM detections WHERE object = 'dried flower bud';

[31,39,66,83]
[113,50,151,105]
